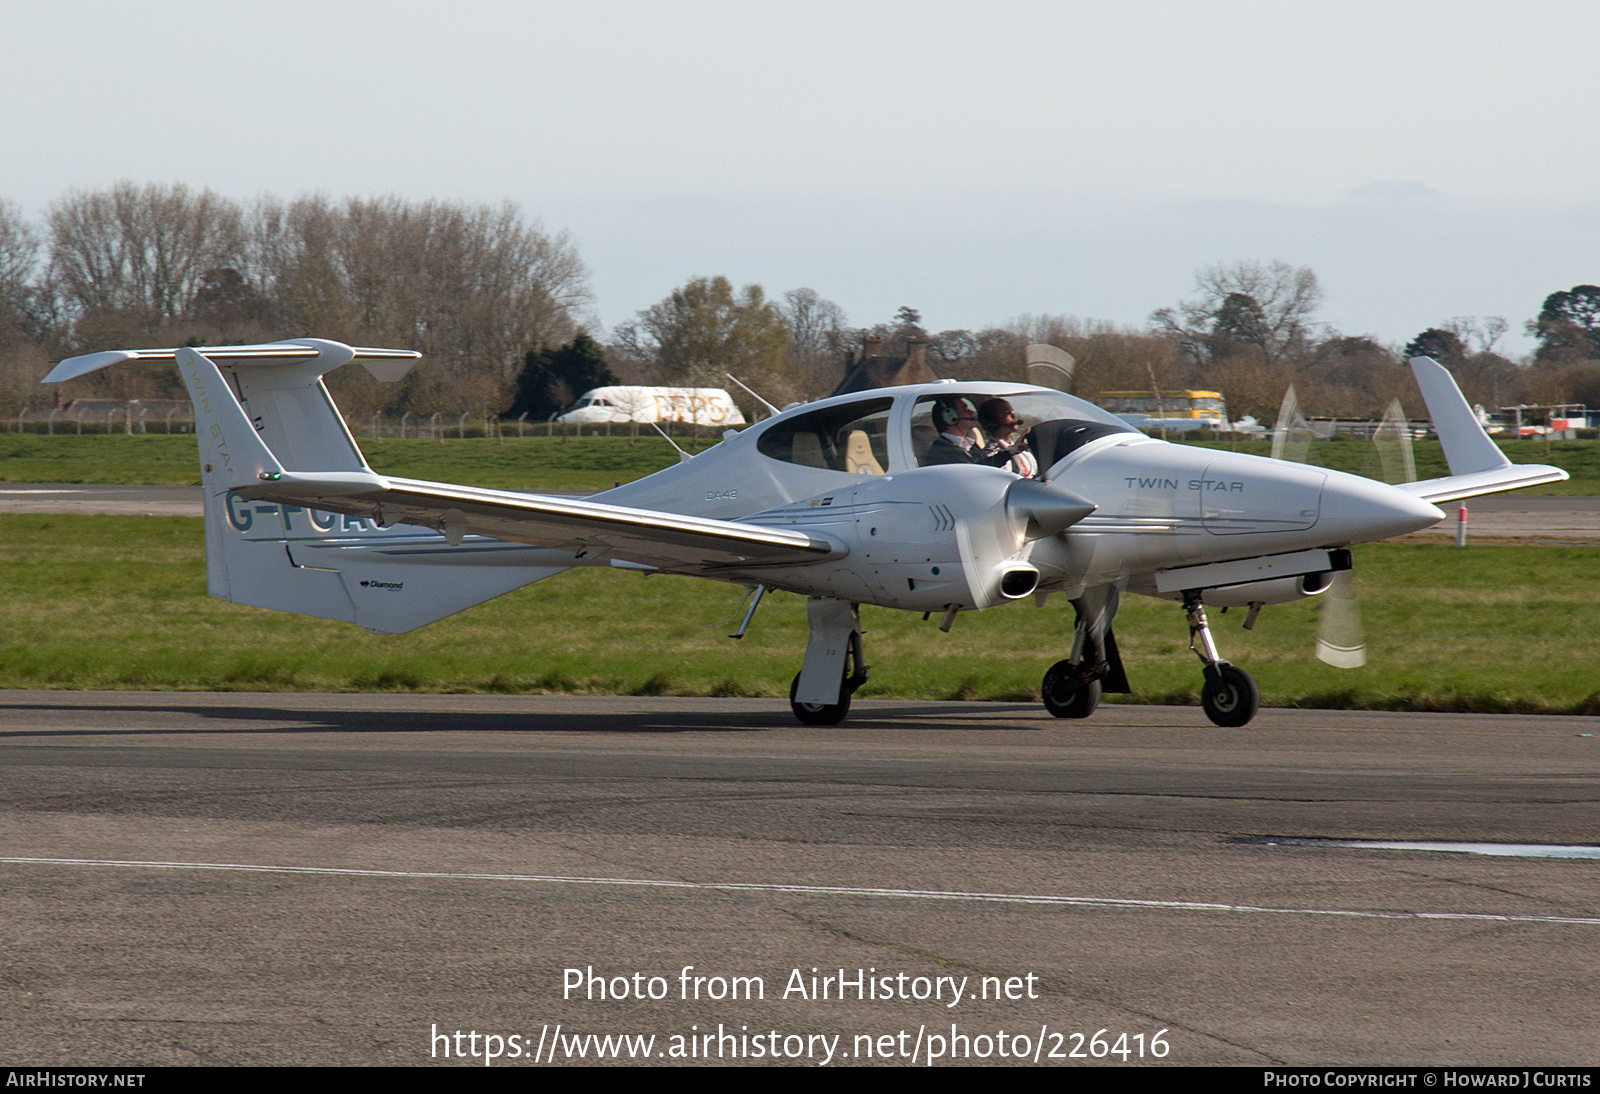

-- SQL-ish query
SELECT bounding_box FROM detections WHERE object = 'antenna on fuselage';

[647,420,694,463]
[725,372,781,417]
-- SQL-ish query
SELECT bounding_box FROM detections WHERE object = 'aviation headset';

[933,397,977,430]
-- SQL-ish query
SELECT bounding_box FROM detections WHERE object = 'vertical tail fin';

[48,339,576,633]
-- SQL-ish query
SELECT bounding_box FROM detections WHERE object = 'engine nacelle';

[1204,571,1334,607]
[732,465,1042,612]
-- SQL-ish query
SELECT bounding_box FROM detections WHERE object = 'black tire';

[1041,659,1102,719]
[790,672,851,726]
[1201,664,1259,727]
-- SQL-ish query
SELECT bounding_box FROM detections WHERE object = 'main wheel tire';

[1041,659,1101,719]
[1201,664,1259,727]
[790,672,851,726]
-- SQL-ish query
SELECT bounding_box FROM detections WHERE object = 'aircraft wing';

[141,343,843,572]
[232,473,846,571]
[1400,356,1568,503]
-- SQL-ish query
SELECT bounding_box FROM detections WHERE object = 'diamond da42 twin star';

[44,341,1564,726]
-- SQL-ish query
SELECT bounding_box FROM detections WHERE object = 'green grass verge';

[3,514,1597,714]
[6,432,1598,493]
[0,434,693,489]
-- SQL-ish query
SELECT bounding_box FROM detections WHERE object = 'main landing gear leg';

[1042,583,1127,719]
[790,598,868,726]
[1183,589,1259,727]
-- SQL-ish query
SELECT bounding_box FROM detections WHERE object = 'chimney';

[863,336,882,358]
[906,339,927,372]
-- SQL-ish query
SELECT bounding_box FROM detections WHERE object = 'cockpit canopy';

[755,388,1138,477]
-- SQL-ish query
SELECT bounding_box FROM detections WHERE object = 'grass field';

[3,514,1596,714]
[0,433,693,489]
[3,432,1599,493]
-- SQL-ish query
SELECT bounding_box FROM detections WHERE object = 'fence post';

[400,411,411,440]
[517,412,527,438]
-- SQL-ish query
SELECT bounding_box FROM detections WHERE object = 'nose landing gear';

[1184,590,1260,727]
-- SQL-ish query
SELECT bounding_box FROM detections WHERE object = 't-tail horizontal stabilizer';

[1400,356,1567,503]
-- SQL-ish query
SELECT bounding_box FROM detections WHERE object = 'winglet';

[1409,356,1509,475]
[42,350,142,384]
[176,347,285,488]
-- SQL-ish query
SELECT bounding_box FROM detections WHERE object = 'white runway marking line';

[1267,838,1600,859]
[3,855,1598,926]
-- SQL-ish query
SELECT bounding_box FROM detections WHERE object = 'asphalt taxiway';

[5,484,1598,541]
[1,692,1596,1066]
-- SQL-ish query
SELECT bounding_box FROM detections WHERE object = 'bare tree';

[1152,260,1324,365]
[617,276,794,404]
[48,182,246,328]
[1445,315,1509,356]
[0,199,39,326]
[780,287,848,396]
[241,194,591,416]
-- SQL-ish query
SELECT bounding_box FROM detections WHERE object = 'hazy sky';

[6,1,1598,353]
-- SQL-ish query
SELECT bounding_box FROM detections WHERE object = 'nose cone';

[1006,478,1097,540]
[1319,473,1445,543]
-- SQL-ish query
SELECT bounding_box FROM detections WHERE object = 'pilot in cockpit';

[977,398,1038,477]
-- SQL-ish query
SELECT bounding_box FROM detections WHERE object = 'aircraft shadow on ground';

[0,701,1048,740]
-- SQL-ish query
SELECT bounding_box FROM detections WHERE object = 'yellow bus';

[1095,390,1229,430]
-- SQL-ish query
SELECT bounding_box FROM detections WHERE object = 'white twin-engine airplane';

[46,340,1565,727]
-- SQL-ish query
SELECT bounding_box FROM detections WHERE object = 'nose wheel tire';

[790,673,851,726]
[1201,664,1259,727]
[1041,660,1102,719]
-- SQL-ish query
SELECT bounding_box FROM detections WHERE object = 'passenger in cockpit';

[921,397,982,465]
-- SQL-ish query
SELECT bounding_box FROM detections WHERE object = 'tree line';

[0,184,589,420]
[4,183,1598,428]
[600,264,1600,426]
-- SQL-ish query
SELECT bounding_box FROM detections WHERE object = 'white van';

[557,386,747,427]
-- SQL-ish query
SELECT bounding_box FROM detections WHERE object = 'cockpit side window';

[756,399,894,473]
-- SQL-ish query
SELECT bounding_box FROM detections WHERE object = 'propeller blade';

[1270,384,1315,464]
[1025,345,1075,391]
[1270,385,1369,668]
[1371,397,1418,484]
[1315,571,1366,668]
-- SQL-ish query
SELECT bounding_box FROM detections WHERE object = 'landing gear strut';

[1183,590,1260,727]
[790,599,868,725]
